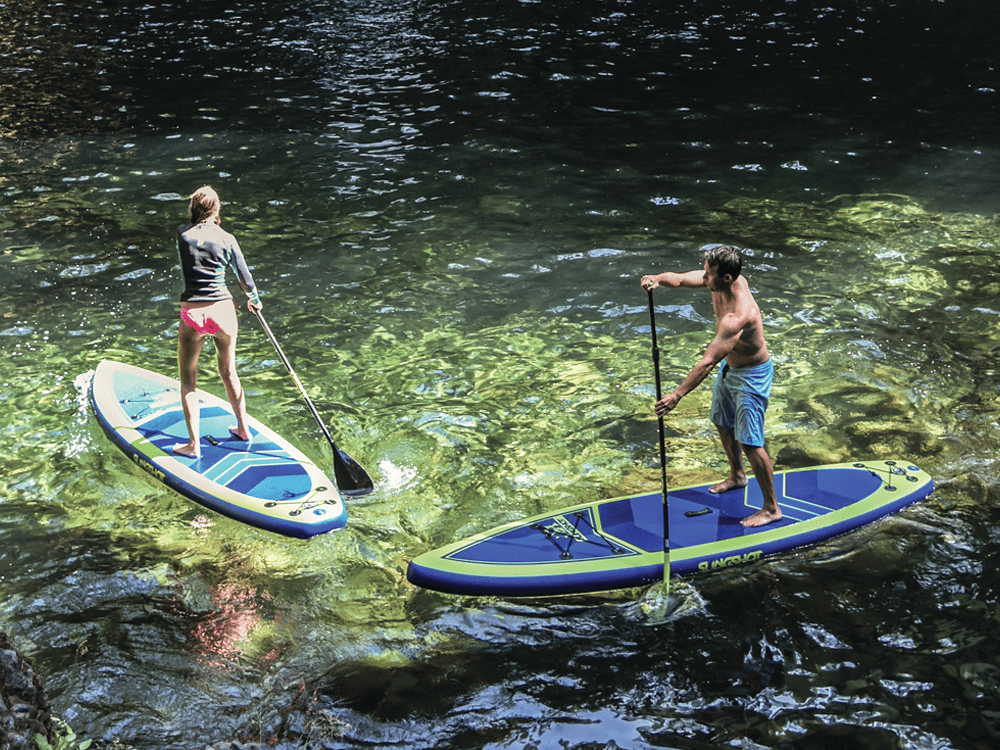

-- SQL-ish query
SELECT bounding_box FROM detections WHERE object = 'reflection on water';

[1,0,999,748]
[183,531,282,666]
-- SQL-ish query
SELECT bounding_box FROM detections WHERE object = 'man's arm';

[641,270,705,290]
[654,314,743,417]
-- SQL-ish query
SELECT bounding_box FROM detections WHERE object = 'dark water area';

[5,0,999,212]
[2,1,1000,748]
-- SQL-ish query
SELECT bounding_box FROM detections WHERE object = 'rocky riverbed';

[1,632,53,750]
[0,631,311,750]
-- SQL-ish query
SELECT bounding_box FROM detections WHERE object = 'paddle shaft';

[253,310,374,495]
[646,288,670,595]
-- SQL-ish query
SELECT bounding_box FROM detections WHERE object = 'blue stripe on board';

[203,452,288,484]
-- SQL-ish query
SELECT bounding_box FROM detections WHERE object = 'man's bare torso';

[712,276,770,369]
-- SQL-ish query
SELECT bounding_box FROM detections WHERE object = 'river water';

[2,0,999,747]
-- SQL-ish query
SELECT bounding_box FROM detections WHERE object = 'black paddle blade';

[334,446,375,496]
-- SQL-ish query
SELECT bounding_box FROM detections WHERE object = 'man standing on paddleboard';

[640,245,780,527]
[173,185,262,459]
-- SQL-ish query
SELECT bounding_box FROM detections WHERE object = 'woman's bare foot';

[709,476,747,494]
[229,426,250,441]
[741,508,782,527]
[173,442,201,459]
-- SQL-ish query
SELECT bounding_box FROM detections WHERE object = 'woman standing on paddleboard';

[173,185,262,459]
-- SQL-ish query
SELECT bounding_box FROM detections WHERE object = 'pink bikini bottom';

[180,306,222,336]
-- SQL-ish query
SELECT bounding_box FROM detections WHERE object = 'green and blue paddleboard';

[407,460,934,596]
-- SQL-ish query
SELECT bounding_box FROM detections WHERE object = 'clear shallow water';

[2,1,999,748]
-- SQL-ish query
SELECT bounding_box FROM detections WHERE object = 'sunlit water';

[2,1,999,748]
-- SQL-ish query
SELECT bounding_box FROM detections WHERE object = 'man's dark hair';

[703,245,742,279]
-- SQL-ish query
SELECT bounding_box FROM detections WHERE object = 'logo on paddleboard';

[698,549,763,572]
[132,453,166,483]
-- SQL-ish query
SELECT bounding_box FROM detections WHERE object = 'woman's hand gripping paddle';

[254,310,374,496]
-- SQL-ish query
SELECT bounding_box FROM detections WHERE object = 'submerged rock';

[0,631,54,750]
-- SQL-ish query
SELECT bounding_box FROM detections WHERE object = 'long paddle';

[253,310,374,496]
[646,287,671,602]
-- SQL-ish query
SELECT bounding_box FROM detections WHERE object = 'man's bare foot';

[172,442,200,459]
[229,426,250,441]
[741,508,782,527]
[709,476,747,494]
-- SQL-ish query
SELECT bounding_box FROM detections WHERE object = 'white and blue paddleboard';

[407,460,934,596]
[90,359,346,538]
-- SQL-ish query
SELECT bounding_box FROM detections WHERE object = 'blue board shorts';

[709,358,773,448]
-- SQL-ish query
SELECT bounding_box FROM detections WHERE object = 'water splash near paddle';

[620,579,706,626]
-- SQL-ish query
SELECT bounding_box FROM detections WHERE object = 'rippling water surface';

[2,1,999,748]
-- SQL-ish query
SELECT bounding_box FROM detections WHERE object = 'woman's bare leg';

[175,321,206,458]
[213,307,251,440]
